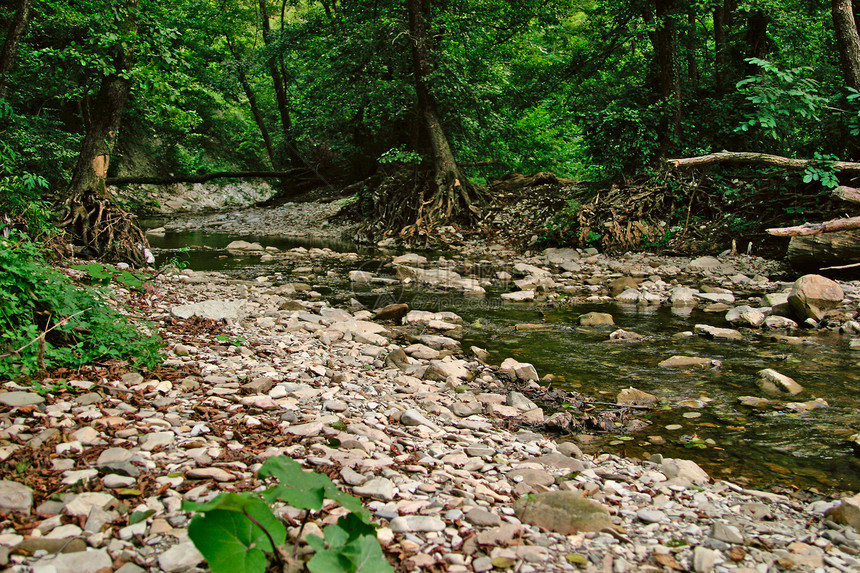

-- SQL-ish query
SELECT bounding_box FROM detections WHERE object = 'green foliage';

[0,100,55,235]
[183,456,391,573]
[378,146,422,166]
[71,263,146,290]
[801,152,840,189]
[0,230,162,379]
[735,58,827,143]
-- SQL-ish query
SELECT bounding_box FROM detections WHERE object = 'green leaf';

[258,457,371,522]
[188,510,271,573]
[307,518,392,573]
[128,509,155,525]
[183,493,287,548]
[72,263,113,281]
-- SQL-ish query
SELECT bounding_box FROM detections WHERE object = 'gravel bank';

[1,244,860,572]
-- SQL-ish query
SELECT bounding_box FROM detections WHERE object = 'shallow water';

[150,230,860,493]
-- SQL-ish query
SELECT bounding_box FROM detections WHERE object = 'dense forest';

[1,0,860,258]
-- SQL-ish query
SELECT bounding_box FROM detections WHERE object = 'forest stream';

[148,227,860,495]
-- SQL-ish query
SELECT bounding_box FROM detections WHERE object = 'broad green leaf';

[183,491,262,514]
[129,509,155,525]
[258,457,370,521]
[72,263,113,281]
[184,493,286,549]
[188,510,271,573]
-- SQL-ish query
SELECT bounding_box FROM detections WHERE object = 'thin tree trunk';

[685,8,699,85]
[259,0,302,167]
[61,0,146,264]
[655,0,681,158]
[744,10,769,74]
[226,36,276,168]
[713,0,736,88]
[405,0,481,232]
[833,0,860,90]
[0,0,32,98]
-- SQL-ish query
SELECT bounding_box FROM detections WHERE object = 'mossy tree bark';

[60,0,147,265]
[0,0,32,98]
[833,0,860,90]
[403,0,483,238]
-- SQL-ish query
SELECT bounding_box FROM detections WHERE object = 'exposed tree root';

[353,167,487,246]
[572,170,845,256]
[58,189,149,266]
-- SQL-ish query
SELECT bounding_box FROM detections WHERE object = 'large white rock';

[158,540,205,573]
[661,458,710,484]
[171,300,245,321]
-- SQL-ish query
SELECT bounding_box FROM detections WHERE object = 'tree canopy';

[1,0,859,252]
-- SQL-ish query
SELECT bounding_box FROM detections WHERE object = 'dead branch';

[667,151,860,174]
[820,262,860,270]
[766,216,860,237]
[834,186,860,203]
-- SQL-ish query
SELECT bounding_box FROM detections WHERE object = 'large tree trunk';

[654,0,681,158]
[713,0,734,88]
[403,0,483,236]
[60,0,147,264]
[226,36,276,168]
[0,0,32,98]
[743,9,770,74]
[833,0,860,90]
[259,0,302,167]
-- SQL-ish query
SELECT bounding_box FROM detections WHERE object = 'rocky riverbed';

[2,240,860,573]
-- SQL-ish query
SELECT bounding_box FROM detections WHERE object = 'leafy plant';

[183,456,393,573]
[214,333,245,347]
[801,152,840,189]
[378,146,422,165]
[735,58,826,142]
[0,230,162,379]
[72,262,146,290]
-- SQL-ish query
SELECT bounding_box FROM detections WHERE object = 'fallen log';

[106,169,311,186]
[766,216,860,237]
[667,151,860,174]
[834,186,860,203]
[785,229,860,271]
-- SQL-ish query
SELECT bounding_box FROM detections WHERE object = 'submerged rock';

[658,356,718,369]
[579,312,614,326]
[756,368,803,396]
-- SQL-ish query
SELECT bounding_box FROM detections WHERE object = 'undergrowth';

[0,229,162,379]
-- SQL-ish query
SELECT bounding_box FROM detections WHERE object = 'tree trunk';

[654,0,681,158]
[713,0,736,89]
[404,0,483,234]
[259,0,302,167]
[0,0,32,98]
[226,36,276,168]
[684,8,699,85]
[60,0,147,264]
[833,0,860,90]
[743,10,770,74]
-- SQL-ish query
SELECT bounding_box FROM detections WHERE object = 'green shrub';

[0,230,162,379]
